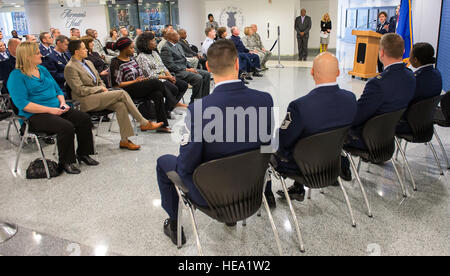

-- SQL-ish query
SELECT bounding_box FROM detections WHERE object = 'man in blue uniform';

[41,35,71,90]
[0,38,21,94]
[39,32,55,57]
[230,26,263,77]
[341,33,416,180]
[156,40,275,245]
[271,52,357,201]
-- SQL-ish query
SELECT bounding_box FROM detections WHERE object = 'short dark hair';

[411,42,436,65]
[136,31,155,54]
[205,27,214,36]
[208,14,214,19]
[39,32,49,42]
[68,39,83,56]
[207,40,238,75]
[70,28,79,32]
[378,11,388,18]
[380,33,405,59]
[55,35,69,45]
[217,27,227,39]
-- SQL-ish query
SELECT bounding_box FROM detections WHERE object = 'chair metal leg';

[307,188,312,199]
[14,133,27,173]
[391,159,407,198]
[338,178,356,227]
[434,128,449,169]
[187,205,203,256]
[428,142,444,175]
[0,222,17,243]
[6,120,11,140]
[279,175,305,253]
[357,158,362,174]
[395,138,417,191]
[262,194,284,256]
[346,153,373,218]
[52,142,58,157]
[177,198,183,249]
[35,136,50,179]
[95,116,104,137]
[395,139,402,160]
[108,113,115,132]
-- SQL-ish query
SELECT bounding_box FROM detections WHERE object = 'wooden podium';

[349,30,383,80]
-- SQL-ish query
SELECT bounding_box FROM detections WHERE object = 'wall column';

[178,0,205,48]
[24,0,50,34]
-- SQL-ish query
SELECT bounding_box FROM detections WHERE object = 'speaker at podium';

[349,30,383,80]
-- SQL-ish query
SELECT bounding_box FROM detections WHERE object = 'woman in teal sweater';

[7,42,97,174]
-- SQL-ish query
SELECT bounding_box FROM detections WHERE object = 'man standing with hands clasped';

[295,9,312,61]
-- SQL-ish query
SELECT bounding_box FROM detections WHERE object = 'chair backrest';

[362,109,406,163]
[406,96,442,142]
[193,150,271,224]
[292,126,351,189]
[441,91,450,122]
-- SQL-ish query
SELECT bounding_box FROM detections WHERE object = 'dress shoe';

[140,121,164,131]
[157,127,173,133]
[340,166,352,181]
[120,140,141,151]
[60,163,81,174]
[261,66,269,71]
[276,185,305,202]
[253,72,263,77]
[164,219,186,246]
[44,137,55,145]
[225,222,237,227]
[254,67,263,72]
[175,102,188,109]
[245,75,254,80]
[77,155,99,166]
[265,190,277,209]
[241,78,250,85]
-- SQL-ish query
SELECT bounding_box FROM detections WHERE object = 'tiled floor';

[0,42,449,256]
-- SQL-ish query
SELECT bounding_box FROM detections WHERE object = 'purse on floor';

[26,159,63,179]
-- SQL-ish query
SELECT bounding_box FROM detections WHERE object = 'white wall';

[203,0,299,56]
[300,0,339,49]
[179,0,206,49]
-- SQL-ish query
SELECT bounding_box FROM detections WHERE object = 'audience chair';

[433,92,450,170]
[344,109,408,198]
[9,98,57,179]
[0,222,17,244]
[270,126,369,252]
[166,150,283,256]
[395,96,443,190]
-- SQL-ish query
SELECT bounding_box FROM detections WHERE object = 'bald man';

[272,53,357,201]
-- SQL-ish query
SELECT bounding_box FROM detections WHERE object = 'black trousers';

[163,79,188,111]
[28,109,94,165]
[123,78,169,127]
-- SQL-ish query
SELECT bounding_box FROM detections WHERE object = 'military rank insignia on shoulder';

[376,75,382,80]
[280,112,292,130]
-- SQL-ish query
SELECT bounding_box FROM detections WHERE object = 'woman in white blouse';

[136,32,188,110]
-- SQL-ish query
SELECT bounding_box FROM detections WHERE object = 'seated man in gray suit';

[160,30,210,104]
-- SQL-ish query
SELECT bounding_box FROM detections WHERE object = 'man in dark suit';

[295,9,312,61]
[230,26,262,77]
[39,32,54,57]
[177,29,206,69]
[41,35,71,90]
[0,38,21,94]
[271,52,357,201]
[0,41,10,61]
[161,30,210,104]
[156,40,275,245]
[389,5,401,33]
[341,34,416,180]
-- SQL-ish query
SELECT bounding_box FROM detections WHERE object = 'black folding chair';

[8,97,57,179]
[166,150,282,256]
[395,96,443,190]
[344,109,408,198]
[270,126,368,252]
[433,92,450,170]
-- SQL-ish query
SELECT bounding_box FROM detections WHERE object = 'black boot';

[164,219,186,246]
[77,155,99,166]
[276,183,305,202]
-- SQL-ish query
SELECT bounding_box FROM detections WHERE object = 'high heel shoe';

[77,155,99,166]
[60,163,81,174]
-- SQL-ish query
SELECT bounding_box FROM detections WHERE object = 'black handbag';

[26,158,63,179]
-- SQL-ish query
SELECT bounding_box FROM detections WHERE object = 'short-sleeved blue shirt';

[7,65,64,118]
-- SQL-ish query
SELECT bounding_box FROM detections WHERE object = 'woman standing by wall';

[320,13,332,53]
